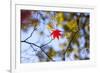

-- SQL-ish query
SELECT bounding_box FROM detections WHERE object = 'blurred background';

[21,10,90,63]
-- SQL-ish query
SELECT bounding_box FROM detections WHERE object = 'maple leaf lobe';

[50,29,62,39]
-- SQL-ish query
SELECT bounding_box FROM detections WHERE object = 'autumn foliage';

[50,29,62,39]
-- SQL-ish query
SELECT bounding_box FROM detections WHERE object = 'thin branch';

[21,40,40,48]
[30,44,37,51]
[40,39,53,48]
[24,28,37,41]
[21,25,55,61]
[64,31,79,54]
[62,31,79,60]
[62,17,81,60]
[21,40,55,61]
[40,47,55,61]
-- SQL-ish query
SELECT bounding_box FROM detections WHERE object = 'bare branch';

[40,46,55,61]
[21,25,55,61]
[40,39,53,48]
[21,40,55,61]
[24,28,37,41]
[30,44,37,51]
[21,40,40,48]
[62,31,79,60]
[64,31,79,54]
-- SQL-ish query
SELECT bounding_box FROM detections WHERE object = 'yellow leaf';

[66,48,73,56]
[67,19,78,32]
[47,23,54,30]
[47,48,56,57]
[73,48,78,54]
[21,24,28,30]
[55,12,64,24]
[64,32,72,39]
[31,19,39,27]
[57,24,63,28]
[59,44,65,50]
[59,43,67,50]
[85,24,89,34]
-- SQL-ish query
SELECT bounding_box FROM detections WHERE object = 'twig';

[40,47,55,61]
[21,25,55,61]
[21,40,40,48]
[24,28,37,41]
[21,40,54,61]
[30,44,37,51]
[40,39,53,48]
[62,31,79,60]
[64,31,79,54]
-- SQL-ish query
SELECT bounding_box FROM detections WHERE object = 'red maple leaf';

[50,29,62,39]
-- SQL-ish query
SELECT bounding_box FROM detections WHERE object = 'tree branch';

[21,40,55,61]
[40,46,55,61]
[62,31,79,60]
[30,44,37,51]
[21,25,55,61]
[24,28,37,41]
[40,39,53,48]
[21,40,40,48]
